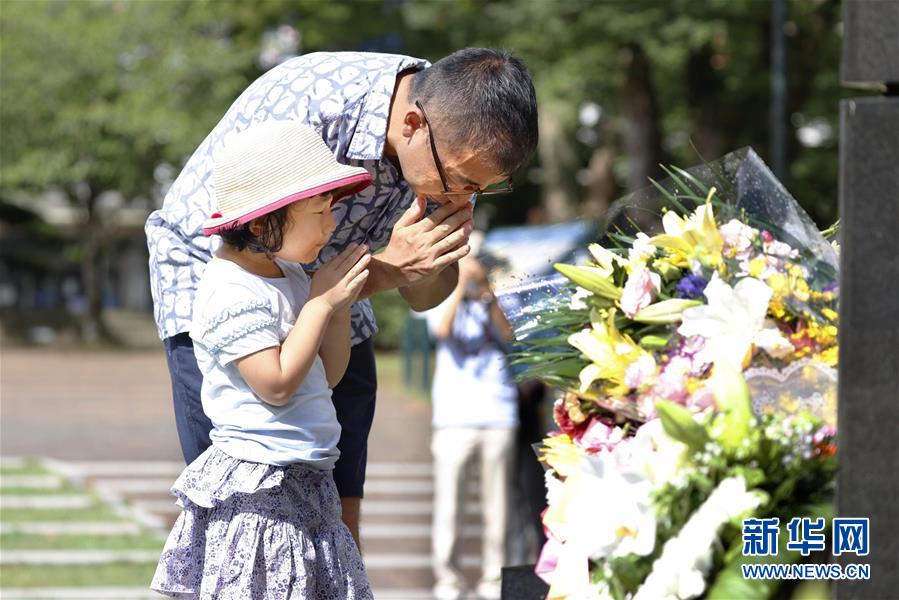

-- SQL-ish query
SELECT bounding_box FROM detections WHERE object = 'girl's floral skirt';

[151,446,372,600]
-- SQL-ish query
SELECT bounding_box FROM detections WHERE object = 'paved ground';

[0,346,505,599]
[0,348,433,464]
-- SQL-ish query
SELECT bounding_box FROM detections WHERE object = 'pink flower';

[813,425,837,445]
[651,356,692,404]
[625,354,658,390]
[620,268,661,318]
[687,384,715,410]
[575,418,625,452]
[535,533,562,585]
[719,219,756,260]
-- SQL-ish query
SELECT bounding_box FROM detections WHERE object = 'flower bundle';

[502,149,840,599]
[510,148,838,431]
[537,373,837,599]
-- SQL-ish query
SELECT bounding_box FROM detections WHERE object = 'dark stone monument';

[501,565,549,600]
[837,1,899,599]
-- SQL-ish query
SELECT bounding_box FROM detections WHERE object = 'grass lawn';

[375,351,433,404]
[0,563,159,588]
[1,483,83,495]
[1,532,164,551]
[0,460,52,477]
[1,505,125,522]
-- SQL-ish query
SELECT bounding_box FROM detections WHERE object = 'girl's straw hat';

[203,121,372,236]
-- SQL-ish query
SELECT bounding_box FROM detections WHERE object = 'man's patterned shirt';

[146,52,429,344]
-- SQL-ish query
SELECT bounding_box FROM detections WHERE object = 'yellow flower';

[793,278,811,302]
[568,310,647,393]
[816,346,839,367]
[540,434,583,478]
[748,257,767,278]
[649,188,723,268]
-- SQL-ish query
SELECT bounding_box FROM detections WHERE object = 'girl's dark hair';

[217,206,289,257]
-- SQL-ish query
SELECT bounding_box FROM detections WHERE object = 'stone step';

[90,476,479,499]
[362,499,482,517]
[0,548,481,570]
[91,478,175,495]
[50,460,434,478]
[0,587,444,600]
[0,495,94,509]
[362,523,481,540]
[0,587,446,600]
[0,456,29,469]
[366,553,482,570]
[365,462,433,477]
[0,549,161,565]
[0,475,64,489]
[0,588,161,599]
[45,460,184,478]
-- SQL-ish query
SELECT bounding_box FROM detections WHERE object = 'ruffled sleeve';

[193,291,280,367]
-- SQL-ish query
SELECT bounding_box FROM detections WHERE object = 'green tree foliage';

[1,0,849,343]
[398,0,847,226]
[1,0,254,339]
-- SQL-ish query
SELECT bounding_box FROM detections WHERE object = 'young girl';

[151,122,374,599]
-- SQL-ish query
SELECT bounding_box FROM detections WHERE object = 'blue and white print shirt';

[146,52,430,343]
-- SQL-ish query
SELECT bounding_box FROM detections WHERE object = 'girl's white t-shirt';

[189,257,340,468]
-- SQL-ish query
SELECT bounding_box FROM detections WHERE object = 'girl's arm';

[235,298,334,406]
[318,305,352,388]
[235,245,370,407]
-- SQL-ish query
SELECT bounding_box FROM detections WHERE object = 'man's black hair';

[409,48,539,176]
[217,207,289,257]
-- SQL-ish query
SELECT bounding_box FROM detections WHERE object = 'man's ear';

[401,107,425,140]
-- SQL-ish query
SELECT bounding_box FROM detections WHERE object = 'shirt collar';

[346,54,430,161]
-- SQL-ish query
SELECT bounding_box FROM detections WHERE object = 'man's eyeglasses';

[416,100,513,199]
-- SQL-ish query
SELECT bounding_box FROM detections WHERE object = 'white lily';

[633,476,762,600]
[546,451,657,563]
[677,273,792,370]
[588,243,627,277]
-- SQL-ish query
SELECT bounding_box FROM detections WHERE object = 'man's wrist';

[365,255,405,296]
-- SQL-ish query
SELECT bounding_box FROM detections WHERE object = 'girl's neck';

[216,245,284,278]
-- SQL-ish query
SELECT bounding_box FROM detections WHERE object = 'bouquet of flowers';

[497,148,839,599]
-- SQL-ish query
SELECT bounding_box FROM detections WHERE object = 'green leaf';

[670,165,711,196]
[707,503,834,600]
[656,400,710,453]
[649,177,690,215]
[660,164,704,199]
[711,363,754,452]
[638,334,671,350]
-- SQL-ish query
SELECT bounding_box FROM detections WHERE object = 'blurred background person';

[425,233,518,600]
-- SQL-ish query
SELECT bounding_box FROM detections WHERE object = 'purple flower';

[675,273,708,299]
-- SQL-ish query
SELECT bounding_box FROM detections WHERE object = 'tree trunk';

[537,101,580,223]
[76,191,111,343]
[580,123,618,221]
[687,45,726,160]
[621,43,664,193]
